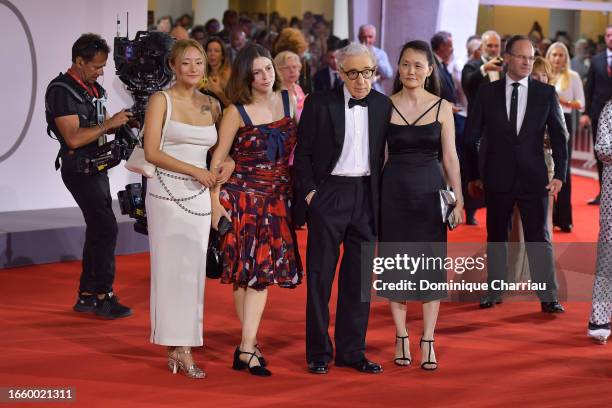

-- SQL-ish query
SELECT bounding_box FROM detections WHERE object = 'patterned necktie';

[510,83,520,136]
[608,55,612,78]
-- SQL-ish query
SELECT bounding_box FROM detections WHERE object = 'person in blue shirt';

[358,24,393,94]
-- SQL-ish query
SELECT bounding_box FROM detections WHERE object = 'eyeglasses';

[509,53,535,63]
[341,67,377,80]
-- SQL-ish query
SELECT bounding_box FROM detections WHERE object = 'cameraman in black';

[46,33,132,319]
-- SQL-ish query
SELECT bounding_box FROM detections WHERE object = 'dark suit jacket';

[435,58,457,104]
[462,58,496,111]
[313,67,342,92]
[464,78,568,193]
[585,51,612,123]
[292,88,392,230]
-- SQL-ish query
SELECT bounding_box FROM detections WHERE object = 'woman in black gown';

[379,41,463,370]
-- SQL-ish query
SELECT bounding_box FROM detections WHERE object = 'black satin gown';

[378,99,447,302]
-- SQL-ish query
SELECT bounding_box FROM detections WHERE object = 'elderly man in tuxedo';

[293,42,392,374]
[581,25,612,205]
[465,35,568,313]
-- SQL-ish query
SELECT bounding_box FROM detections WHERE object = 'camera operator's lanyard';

[67,68,99,98]
[67,68,107,145]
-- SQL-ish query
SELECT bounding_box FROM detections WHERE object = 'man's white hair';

[467,38,482,56]
[336,42,376,68]
[481,30,500,42]
[358,24,376,35]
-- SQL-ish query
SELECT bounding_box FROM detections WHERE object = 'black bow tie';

[348,97,369,109]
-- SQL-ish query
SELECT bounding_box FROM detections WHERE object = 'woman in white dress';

[546,42,585,233]
[143,39,224,378]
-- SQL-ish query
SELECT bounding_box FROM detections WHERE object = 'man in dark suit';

[461,31,504,224]
[465,35,568,313]
[431,31,457,105]
[581,25,612,205]
[431,31,483,226]
[293,43,392,375]
[461,30,504,109]
[313,38,346,92]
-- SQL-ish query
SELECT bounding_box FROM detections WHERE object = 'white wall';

[437,0,480,66]
[0,0,147,212]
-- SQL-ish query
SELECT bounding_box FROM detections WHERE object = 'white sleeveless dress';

[146,93,217,347]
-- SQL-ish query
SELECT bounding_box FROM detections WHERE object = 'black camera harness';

[45,72,125,174]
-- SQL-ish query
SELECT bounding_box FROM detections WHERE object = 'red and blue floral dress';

[219,90,303,289]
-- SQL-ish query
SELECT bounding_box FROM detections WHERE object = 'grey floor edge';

[0,201,149,269]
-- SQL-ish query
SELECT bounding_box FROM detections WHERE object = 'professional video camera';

[114,26,174,235]
[113,30,174,124]
[117,183,148,235]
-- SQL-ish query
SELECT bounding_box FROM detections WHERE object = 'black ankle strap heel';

[419,337,438,371]
[394,335,411,366]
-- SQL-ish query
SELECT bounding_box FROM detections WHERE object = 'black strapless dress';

[378,99,447,302]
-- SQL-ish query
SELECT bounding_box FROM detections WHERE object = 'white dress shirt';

[505,75,529,134]
[332,86,370,176]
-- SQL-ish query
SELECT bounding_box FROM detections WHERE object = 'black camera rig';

[114,23,174,234]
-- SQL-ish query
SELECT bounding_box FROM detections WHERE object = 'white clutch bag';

[125,91,172,178]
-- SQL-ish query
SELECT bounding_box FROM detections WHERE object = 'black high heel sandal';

[394,335,411,366]
[255,343,267,367]
[419,338,438,371]
[232,347,271,377]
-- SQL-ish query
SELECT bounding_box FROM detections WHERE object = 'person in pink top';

[274,50,305,165]
[275,50,306,119]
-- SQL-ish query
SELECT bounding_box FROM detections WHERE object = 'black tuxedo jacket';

[313,67,342,92]
[464,78,568,193]
[292,88,392,229]
[585,51,612,123]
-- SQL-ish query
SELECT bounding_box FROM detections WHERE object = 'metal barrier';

[571,115,598,179]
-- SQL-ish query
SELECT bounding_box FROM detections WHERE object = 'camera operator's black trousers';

[305,176,374,365]
[61,170,118,295]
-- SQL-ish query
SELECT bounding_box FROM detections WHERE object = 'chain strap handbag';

[125,91,172,178]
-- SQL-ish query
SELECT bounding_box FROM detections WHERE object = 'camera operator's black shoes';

[94,292,133,319]
[73,293,97,313]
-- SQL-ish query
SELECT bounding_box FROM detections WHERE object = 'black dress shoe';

[307,361,329,374]
[541,301,565,313]
[588,195,600,205]
[336,358,383,374]
[555,224,573,233]
[479,297,503,309]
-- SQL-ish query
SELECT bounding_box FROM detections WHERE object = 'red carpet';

[0,175,609,408]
